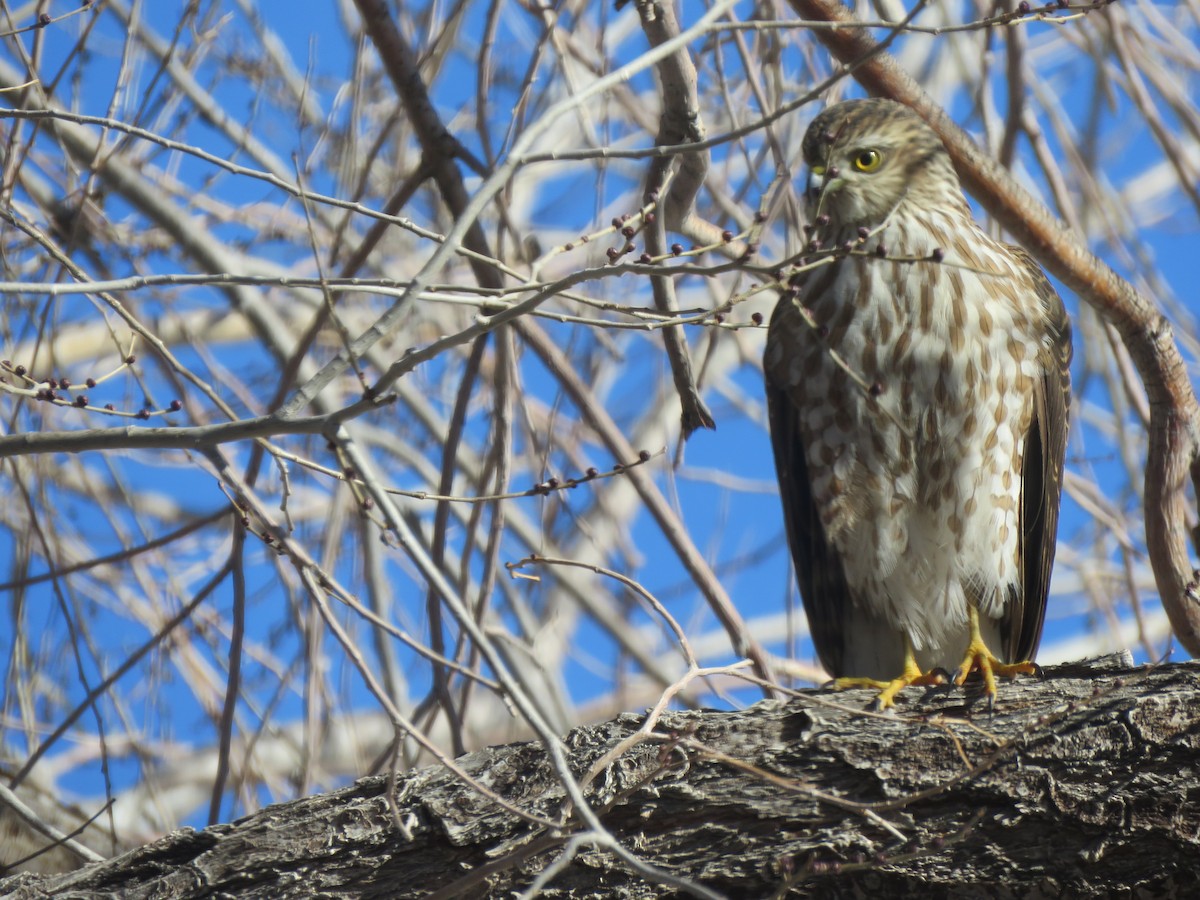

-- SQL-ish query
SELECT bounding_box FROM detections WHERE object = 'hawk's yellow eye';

[852,149,883,172]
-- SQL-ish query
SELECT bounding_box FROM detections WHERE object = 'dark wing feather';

[764,295,855,677]
[1004,247,1073,663]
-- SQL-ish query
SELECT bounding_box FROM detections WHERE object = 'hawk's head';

[802,98,965,229]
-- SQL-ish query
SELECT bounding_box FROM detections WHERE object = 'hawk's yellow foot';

[953,605,1041,706]
[828,638,947,710]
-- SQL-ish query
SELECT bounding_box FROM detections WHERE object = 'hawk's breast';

[766,232,1044,657]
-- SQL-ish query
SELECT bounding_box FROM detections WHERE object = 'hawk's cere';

[764,98,1072,707]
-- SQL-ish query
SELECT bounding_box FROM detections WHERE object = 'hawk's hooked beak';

[806,164,827,204]
[807,164,840,217]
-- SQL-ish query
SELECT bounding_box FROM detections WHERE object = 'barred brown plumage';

[764,99,1072,708]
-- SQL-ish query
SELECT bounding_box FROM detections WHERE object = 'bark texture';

[2,655,1198,898]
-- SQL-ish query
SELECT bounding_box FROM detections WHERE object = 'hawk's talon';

[826,638,946,709]
[953,606,1040,705]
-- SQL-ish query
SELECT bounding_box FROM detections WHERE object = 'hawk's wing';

[764,294,855,678]
[1005,247,1073,663]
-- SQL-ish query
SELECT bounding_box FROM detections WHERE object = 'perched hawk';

[764,99,1072,707]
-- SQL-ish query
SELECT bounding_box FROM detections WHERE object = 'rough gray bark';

[2,655,1198,898]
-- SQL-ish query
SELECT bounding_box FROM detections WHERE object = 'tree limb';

[632,0,716,438]
[3,656,1197,897]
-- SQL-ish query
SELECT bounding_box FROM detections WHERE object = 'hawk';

[764,98,1072,708]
